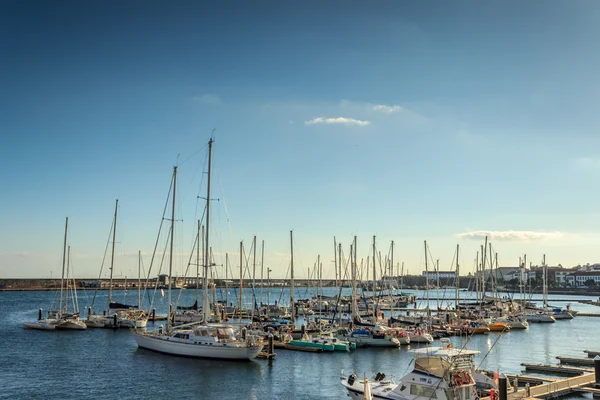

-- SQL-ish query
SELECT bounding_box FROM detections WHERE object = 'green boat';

[288,338,335,351]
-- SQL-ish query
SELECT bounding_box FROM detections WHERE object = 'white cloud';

[193,94,223,105]
[372,104,403,114]
[456,230,564,241]
[304,117,370,126]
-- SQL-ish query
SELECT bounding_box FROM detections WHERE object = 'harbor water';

[2,288,598,399]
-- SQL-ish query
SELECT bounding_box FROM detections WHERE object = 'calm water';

[1,288,598,399]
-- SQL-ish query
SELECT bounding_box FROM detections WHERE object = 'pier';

[482,354,600,400]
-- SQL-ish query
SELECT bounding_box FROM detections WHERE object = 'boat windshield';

[216,327,235,339]
[414,357,452,377]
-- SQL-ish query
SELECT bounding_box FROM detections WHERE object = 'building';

[565,271,600,287]
[422,271,456,281]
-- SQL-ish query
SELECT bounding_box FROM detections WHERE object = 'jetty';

[520,363,593,375]
[482,354,600,400]
[556,356,597,366]
[586,350,600,358]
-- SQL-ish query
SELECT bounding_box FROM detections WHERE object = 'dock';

[511,373,596,399]
[556,356,597,366]
[503,374,557,386]
[482,373,597,400]
[520,363,593,375]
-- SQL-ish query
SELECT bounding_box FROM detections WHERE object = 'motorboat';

[341,340,480,400]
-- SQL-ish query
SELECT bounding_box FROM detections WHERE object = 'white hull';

[86,314,147,328]
[552,312,573,320]
[23,319,57,330]
[525,313,556,323]
[56,319,87,330]
[408,332,434,343]
[134,332,262,360]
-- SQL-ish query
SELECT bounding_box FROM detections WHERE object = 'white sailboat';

[55,245,87,330]
[25,217,86,330]
[134,138,264,360]
[525,255,556,323]
[87,200,147,328]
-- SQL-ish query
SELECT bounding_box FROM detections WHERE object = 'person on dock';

[525,382,530,397]
[513,377,518,392]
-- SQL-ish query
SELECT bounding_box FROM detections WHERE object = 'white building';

[565,271,600,287]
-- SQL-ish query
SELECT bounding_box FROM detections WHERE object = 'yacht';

[341,342,479,400]
[135,323,263,360]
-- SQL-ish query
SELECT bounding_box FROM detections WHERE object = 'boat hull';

[23,319,57,330]
[55,319,87,330]
[134,332,262,360]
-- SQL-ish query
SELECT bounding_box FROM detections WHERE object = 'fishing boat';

[133,138,263,360]
[341,340,479,400]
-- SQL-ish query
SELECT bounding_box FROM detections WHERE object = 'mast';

[372,235,377,320]
[59,216,68,317]
[108,199,118,307]
[225,253,229,311]
[456,244,460,310]
[390,240,394,290]
[260,240,264,312]
[351,236,358,322]
[167,167,177,332]
[239,241,243,322]
[317,254,321,302]
[542,254,547,310]
[202,138,213,324]
[138,250,141,311]
[196,220,200,310]
[338,242,342,324]
[333,237,338,289]
[424,240,430,320]
[290,230,295,323]
[252,235,257,319]
[65,245,70,313]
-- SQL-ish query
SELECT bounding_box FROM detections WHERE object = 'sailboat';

[24,218,86,330]
[134,138,264,360]
[86,200,147,328]
[24,218,69,331]
[56,244,87,330]
[525,255,556,323]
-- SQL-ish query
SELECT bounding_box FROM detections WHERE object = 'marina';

[4,287,600,399]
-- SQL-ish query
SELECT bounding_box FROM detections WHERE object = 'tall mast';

[333,237,338,289]
[290,230,295,322]
[456,244,460,310]
[390,240,394,290]
[260,240,264,311]
[424,240,430,319]
[109,199,118,306]
[59,217,68,317]
[317,254,321,301]
[167,167,177,332]
[372,235,376,319]
[138,250,141,310]
[203,138,213,324]
[252,236,257,317]
[542,254,547,309]
[239,241,243,323]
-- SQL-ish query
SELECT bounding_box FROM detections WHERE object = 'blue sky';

[3,1,600,279]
